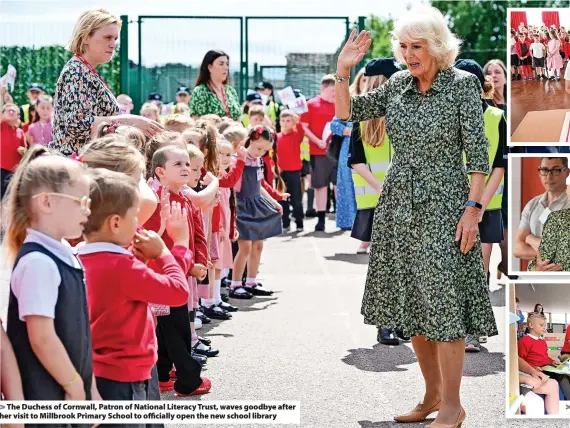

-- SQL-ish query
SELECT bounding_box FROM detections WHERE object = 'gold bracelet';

[63,372,79,388]
[334,73,350,83]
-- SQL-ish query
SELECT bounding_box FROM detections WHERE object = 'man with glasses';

[514,157,570,270]
[1,102,26,199]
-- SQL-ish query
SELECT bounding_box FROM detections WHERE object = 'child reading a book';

[518,312,570,399]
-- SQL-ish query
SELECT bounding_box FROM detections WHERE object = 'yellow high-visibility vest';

[300,136,310,162]
[352,124,392,210]
[22,104,31,124]
[241,113,250,127]
[465,106,504,210]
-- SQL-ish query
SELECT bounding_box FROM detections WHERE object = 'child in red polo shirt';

[78,169,195,401]
[1,103,26,199]
[519,312,570,399]
[143,145,211,397]
[277,109,305,231]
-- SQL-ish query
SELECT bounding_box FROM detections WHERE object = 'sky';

[0,0,424,68]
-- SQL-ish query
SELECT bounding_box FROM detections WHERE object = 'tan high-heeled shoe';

[427,407,466,428]
[393,400,441,423]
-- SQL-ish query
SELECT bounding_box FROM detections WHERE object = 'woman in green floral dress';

[189,50,241,120]
[335,7,497,428]
[529,208,570,271]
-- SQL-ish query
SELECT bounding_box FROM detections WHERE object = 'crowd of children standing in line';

[0,65,358,410]
[510,22,570,81]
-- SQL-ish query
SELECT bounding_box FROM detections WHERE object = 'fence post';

[137,17,143,111]
[243,17,249,101]
[120,15,129,95]
[357,16,367,73]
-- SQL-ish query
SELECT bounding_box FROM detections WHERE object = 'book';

[542,360,570,375]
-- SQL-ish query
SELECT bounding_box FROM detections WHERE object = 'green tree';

[368,15,394,61]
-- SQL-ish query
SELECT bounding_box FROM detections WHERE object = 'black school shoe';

[229,287,253,299]
[243,284,274,296]
[218,301,239,312]
[191,352,208,366]
[377,328,400,346]
[196,311,212,324]
[221,293,229,303]
[203,305,232,320]
[198,336,211,346]
[192,342,219,357]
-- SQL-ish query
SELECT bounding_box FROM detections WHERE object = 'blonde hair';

[2,146,85,264]
[200,114,222,127]
[192,121,219,175]
[96,122,146,152]
[83,168,139,236]
[151,146,188,179]
[222,125,248,150]
[81,134,145,178]
[392,6,461,70]
[164,114,193,132]
[527,312,546,324]
[144,132,184,179]
[140,102,159,114]
[218,116,236,134]
[361,74,388,148]
[68,9,121,55]
[248,105,265,119]
[173,103,190,114]
[187,143,205,161]
[349,67,366,96]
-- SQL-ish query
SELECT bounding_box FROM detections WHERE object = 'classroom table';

[511,109,570,143]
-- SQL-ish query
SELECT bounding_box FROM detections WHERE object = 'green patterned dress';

[349,67,498,342]
[528,209,570,271]
[189,84,241,120]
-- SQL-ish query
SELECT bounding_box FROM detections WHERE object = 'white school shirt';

[519,192,570,238]
[11,229,82,321]
[530,42,544,58]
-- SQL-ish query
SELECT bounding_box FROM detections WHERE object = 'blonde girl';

[27,95,54,146]
[3,145,97,400]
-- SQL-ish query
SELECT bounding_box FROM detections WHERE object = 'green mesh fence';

[133,16,243,111]
[245,17,351,102]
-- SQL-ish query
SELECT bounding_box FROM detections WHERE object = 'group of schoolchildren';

[510,23,569,81]
[0,83,312,406]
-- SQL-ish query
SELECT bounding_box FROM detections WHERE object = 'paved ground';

[0,215,567,427]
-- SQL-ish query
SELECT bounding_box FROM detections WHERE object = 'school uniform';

[144,189,207,394]
[77,242,191,402]
[7,229,93,402]
[276,124,305,228]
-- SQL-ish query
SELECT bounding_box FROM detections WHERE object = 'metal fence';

[129,15,359,111]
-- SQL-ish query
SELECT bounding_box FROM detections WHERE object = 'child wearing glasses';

[3,145,97,400]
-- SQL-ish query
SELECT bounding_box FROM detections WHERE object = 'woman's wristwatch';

[464,200,483,210]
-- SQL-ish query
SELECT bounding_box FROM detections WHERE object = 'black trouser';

[156,305,202,394]
[279,170,303,227]
[1,168,13,200]
[96,368,163,427]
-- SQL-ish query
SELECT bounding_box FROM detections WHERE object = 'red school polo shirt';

[562,327,570,354]
[518,334,554,367]
[277,123,305,172]
[1,121,26,172]
[300,96,335,156]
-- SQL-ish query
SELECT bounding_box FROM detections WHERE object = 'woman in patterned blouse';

[189,50,241,120]
[335,7,497,427]
[51,9,162,156]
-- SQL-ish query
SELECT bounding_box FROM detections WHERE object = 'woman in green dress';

[335,7,497,428]
[189,50,241,120]
[530,208,570,271]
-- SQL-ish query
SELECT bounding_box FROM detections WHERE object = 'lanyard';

[209,83,231,118]
[74,54,112,92]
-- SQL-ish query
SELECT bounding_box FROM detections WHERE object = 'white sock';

[230,280,242,289]
[214,280,222,305]
[221,268,229,279]
[245,277,257,286]
[202,298,214,307]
